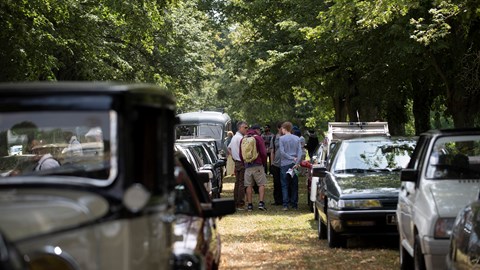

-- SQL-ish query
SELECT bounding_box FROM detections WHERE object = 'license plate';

[386,214,397,225]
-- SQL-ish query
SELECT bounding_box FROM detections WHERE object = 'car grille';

[380,200,397,209]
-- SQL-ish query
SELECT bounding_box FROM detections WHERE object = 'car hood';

[336,173,400,197]
[0,189,109,241]
[429,181,480,217]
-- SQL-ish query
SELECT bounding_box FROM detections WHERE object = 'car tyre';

[399,236,413,270]
[327,214,346,248]
[317,214,327,239]
[414,234,426,270]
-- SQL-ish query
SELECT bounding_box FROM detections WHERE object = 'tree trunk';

[411,77,434,135]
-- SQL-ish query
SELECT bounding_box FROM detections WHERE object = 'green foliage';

[1,0,479,132]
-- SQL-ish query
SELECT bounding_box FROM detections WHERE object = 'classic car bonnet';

[429,181,480,217]
[0,188,109,241]
[337,173,400,197]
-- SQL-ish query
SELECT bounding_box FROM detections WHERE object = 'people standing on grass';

[269,122,283,206]
[228,121,249,210]
[239,124,268,211]
[225,131,235,176]
[261,125,274,174]
[279,121,303,211]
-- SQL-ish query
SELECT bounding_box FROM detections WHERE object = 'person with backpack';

[279,121,303,211]
[239,124,268,211]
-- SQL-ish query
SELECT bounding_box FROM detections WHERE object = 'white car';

[397,128,480,270]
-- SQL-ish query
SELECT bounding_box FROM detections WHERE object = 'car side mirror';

[215,159,226,168]
[312,166,327,178]
[197,171,210,183]
[202,164,214,171]
[400,169,418,182]
[204,198,236,218]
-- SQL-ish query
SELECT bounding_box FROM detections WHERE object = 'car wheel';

[317,214,327,239]
[399,235,413,270]
[414,234,426,270]
[327,214,346,248]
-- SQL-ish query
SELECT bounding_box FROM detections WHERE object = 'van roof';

[177,111,231,125]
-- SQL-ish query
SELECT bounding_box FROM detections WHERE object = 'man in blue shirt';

[279,121,303,210]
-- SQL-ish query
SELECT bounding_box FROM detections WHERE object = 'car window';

[406,135,428,169]
[193,145,211,165]
[425,135,480,179]
[332,139,415,172]
[174,163,202,216]
[0,111,116,182]
[176,155,210,203]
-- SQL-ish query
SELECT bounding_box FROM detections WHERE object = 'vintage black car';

[173,151,235,270]
[176,142,225,198]
[314,136,416,248]
[0,82,177,269]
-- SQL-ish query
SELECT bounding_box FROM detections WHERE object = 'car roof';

[422,128,480,137]
[177,111,230,124]
[177,137,216,142]
[0,82,175,109]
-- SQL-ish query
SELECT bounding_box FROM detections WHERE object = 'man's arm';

[256,136,267,165]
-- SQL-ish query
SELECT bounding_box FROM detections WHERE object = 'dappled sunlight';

[218,175,399,269]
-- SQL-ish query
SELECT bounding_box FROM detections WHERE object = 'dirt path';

[218,176,399,269]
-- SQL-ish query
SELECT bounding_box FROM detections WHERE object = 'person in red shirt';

[239,124,268,211]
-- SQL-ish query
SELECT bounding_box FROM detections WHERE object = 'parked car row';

[175,139,226,199]
[0,82,235,270]
[309,125,480,270]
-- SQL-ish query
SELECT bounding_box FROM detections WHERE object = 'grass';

[218,174,399,269]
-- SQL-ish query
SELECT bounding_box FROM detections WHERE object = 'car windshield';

[332,139,416,173]
[176,124,222,141]
[0,111,117,184]
[426,135,480,179]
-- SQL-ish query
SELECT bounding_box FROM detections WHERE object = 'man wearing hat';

[239,124,268,211]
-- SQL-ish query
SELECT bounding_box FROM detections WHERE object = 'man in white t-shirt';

[228,121,248,210]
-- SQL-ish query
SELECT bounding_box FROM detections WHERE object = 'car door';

[398,135,429,248]
[316,141,340,222]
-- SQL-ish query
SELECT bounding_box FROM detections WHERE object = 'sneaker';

[236,206,246,211]
[283,207,288,211]
[247,204,253,211]
[258,201,267,211]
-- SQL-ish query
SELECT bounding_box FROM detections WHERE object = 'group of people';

[227,121,310,211]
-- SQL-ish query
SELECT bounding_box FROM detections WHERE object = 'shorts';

[244,166,267,186]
